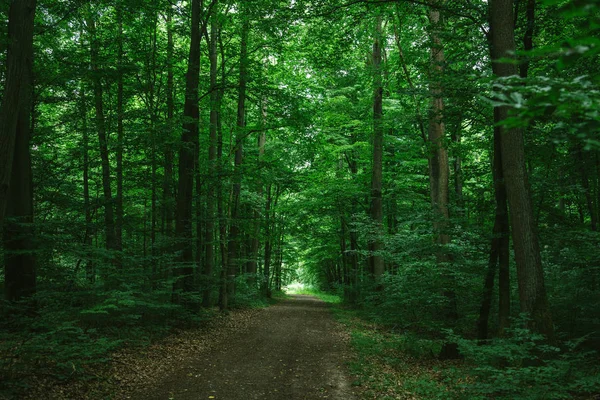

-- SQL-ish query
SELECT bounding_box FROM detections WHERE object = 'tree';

[223,8,249,309]
[1,0,37,302]
[369,13,385,280]
[86,9,118,259]
[488,0,553,338]
[173,0,203,301]
[0,0,37,224]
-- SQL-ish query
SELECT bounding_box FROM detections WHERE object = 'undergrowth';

[0,275,276,399]
[309,288,600,400]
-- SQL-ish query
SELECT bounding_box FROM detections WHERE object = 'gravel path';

[133,295,357,400]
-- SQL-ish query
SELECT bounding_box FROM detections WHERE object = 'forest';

[1,0,600,398]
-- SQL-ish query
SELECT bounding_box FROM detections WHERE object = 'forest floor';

[128,294,357,400]
[20,294,358,400]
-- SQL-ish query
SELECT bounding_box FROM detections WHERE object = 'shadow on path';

[134,295,356,400]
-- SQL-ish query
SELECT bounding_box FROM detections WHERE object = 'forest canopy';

[1,0,600,398]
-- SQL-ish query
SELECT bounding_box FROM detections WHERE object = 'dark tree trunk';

[203,10,218,307]
[451,118,464,210]
[0,0,36,225]
[80,83,95,284]
[369,15,385,279]
[115,3,124,256]
[87,13,118,258]
[489,0,553,338]
[173,0,202,301]
[428,2,459,359]
[3,0,36,302]
[478,126,510,339]
[224,14,249,309]
[247,99,267,278]
[519,0,535,79]
[163,7,175,240]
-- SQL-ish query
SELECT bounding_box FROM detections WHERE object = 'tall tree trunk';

[163,7,175,240]
[478,125,510,339]
[247,99,267,278]
[428,2,458,358]
[2,0,37,302]
[80,83,95,284]
[0,0,37,225]
[149,16,159,282]
[115,2,124,256]
[173,0,202,301]
[87,12,118,257]
[203,9,218,307]
[427,5,451,262]
[369,15,385,279]
[489,0,553,338]
[224,15,249,309]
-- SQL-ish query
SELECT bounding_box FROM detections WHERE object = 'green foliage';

[230,275,272,308]
[285,285,342,304]
[449,326,600,400]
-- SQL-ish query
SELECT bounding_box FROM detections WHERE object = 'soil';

[130,295,357,400]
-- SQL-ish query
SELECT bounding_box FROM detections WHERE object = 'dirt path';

[132,295,357,400]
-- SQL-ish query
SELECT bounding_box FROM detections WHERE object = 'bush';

[449,325,600,400]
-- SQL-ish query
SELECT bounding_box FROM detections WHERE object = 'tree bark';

[369,15,385,279]
[80,83,95,284]
[224,14,249,309]
[489,0,553,338]
[163,7,175,240]
[203,8,218,307]
[0,0,37,225]
[478,126,510,339]
[248,100,267,277]
[428,2,459,359]
[2,0,37,302]
[87,12,118,257]
[173,0,202,301]
[427,5,451,259]
[115,2,124,256]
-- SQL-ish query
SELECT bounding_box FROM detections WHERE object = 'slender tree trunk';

[247,99,267,278]
[263,184,273,297]
[495,130,511,336]
[173,0,202,301]
[87,13,118,257]
[369,15,385,279]
[149,15,159,283]
[451,117,464,210]
[224,14,249,309]
[203,9,218,307]
[489,0,553,338]
[478,127,510,339]
[428,2,459,358]
[115,3,124,256]
[163,8,175,240]
[80,84,95,284]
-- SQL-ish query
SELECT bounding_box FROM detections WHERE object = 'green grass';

[320,297,456,399]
